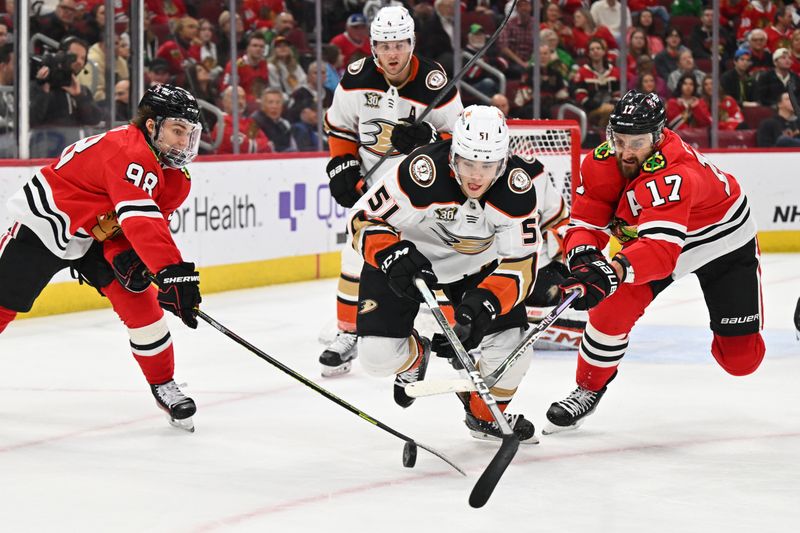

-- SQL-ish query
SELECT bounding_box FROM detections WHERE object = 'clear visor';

[606,129,654,153]
[155,118,202,168]
[452,153,504,183]
[373,40,412,56]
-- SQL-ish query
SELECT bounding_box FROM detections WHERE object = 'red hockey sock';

[711,332,765,376]
[0,305,17,333]
[576,357,618,392]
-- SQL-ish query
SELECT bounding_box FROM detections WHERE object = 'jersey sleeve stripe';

[116,204,163,223]
[568,217,609,231]
[638,228,686,246]
[23,181,69,251]
[638,220,687,234]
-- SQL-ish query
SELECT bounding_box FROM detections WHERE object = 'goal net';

[507,120,581,206]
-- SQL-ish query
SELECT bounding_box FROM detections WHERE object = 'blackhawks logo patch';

[593,141,612,160]
[642,151,667,173]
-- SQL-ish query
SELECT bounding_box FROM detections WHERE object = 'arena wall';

[0,149,798,317]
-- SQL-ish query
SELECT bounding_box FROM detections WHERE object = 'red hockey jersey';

[6,125,189,273]
[566,128,757,283]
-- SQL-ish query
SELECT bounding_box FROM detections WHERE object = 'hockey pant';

[575,238,766,392]
[0,223,176,384]
[356,264,532,419]
[337,238,453,332]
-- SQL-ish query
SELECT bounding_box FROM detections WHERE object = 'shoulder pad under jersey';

[396,140,463,208]
[339,58,387,92]
[398,56,458,107]
[483,155,541,219]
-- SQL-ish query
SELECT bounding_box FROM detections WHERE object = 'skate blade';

[468,430,540,445]
[542,420,583,435]
[168,416,195,433]
[321,361,352,377]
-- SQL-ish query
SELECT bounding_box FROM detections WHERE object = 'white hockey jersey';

[324,55,463,186]
[533,169,570,268]
[349,140,542,315]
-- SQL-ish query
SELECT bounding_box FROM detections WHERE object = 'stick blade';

[469,434,520,508]
[406,378,477,398]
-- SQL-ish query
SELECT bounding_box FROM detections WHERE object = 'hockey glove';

[390,119,436,155]
[112,249,151,293]
[155,262,202,329]
[375,240,437,302]
[327,154,363,208]
[794,297,800,340]
[566,244,606,271]
[560,258,619,311]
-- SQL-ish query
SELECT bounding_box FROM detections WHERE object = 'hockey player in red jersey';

[0,84,203,431]
[348,105,540,442]
[320,5,463,377]
[545,91,765,434]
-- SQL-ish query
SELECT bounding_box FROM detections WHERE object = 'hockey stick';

[414,278,519,508]
[357,0,519,186]
[195,309,465,475]
[406,291,581,398]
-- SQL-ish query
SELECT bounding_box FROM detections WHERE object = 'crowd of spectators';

[4,0,800,154]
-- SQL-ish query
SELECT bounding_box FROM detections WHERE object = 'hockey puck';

[402,441,417,468]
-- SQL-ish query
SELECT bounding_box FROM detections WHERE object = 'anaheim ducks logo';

[508,168,532,194]
[362,118,400,156]
[642,151,667,173]
[431,222,494,255]
[409,154,436,187]
[425,69,447,90]
[593,141,613,160]
[348,57,366,75]
[359,299,378,314]
[610,216,639,243]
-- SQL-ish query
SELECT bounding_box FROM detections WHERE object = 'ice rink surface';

[1,254,798,532]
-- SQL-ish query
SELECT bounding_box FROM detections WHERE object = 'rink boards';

[0,149,798,317]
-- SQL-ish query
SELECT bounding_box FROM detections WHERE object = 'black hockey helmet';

[138,83,201,125]
[608,90,666,136]
[137,84,202,168]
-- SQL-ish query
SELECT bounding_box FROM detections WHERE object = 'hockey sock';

[711,332,765,376]
[336,273,359,332]
[576,356,618,392]
[0,305,17,333]
[468,391,509,422]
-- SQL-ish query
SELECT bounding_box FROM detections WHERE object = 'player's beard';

[616,153,644,179]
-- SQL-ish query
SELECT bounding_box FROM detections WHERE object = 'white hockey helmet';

[450,105,510,185]
[370,6,415,52]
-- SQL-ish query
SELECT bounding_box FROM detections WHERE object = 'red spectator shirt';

[212,114,273,154]
[330,32,372,67]
[572,26,618,57]
[737,1,777,41]
[221,56,270,98]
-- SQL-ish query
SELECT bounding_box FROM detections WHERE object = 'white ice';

[1,254,798,532]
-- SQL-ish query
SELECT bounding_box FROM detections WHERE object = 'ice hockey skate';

[319,331,358,377]
[464,411,539,444]
[543,383,609,435]
[151,380,196,432]
[394,334,430,408]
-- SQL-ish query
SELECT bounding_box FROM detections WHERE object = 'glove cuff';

[566,244,603,269]
[374,240,416,273]
[463,288,501,321]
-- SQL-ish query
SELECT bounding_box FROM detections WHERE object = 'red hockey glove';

[327,154,363,208]
[155,262,201,329]
[375,240,437,302]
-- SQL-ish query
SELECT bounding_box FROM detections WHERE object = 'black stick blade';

[469,435,520,508]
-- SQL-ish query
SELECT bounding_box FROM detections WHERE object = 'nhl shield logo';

[508,168,532,194]
[425,70,447,90]
[410,154,436,187]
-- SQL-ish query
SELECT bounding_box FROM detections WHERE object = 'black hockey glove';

[155,262,202,329]
[390,119,436,155]
[375,240,437,302]
[432,289,501,358]
[560,258,619,311]
[112,249,151,293]
[327,154,363,208]
[566,244,606,271]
